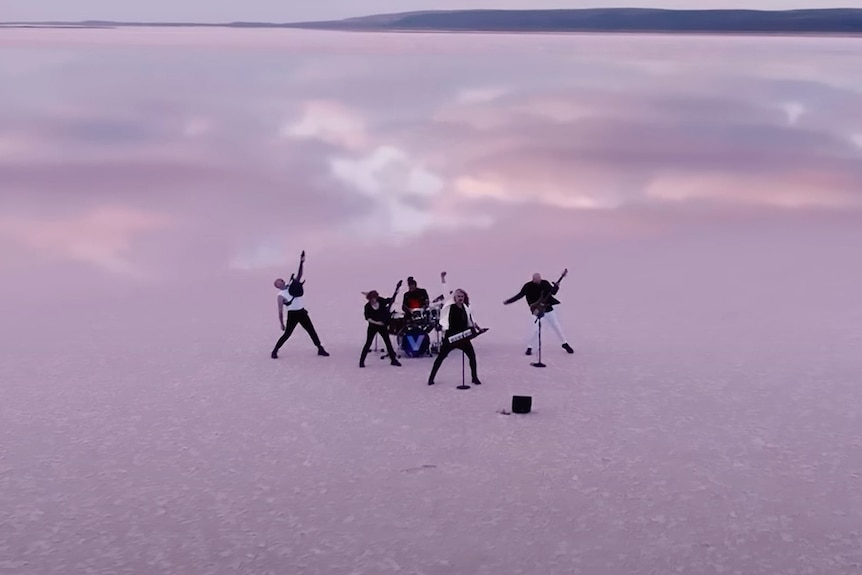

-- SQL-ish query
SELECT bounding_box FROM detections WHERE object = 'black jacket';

[365,298,393,325]
[504,280,560,312]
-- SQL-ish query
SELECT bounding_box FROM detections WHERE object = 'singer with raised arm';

[271,250,330,359]
[359,281,403,368]
[427,286,486,386]
[503,270,574,355]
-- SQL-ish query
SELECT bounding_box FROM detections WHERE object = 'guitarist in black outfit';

[359,282,403,368]
[503,270,574,355]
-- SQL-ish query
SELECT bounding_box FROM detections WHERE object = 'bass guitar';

[530,268,568,317]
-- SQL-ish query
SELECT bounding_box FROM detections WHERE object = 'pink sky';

[1,28,861,316]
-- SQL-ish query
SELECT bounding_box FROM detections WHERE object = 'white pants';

[527,309,567,349]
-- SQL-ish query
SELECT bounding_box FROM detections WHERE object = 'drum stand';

[429,322,442,356]
[379,333,401,360]
[530,314,547,368]
[427,305,443,356]
[377,315,402,360]
[375,334,389,360]
[373,333,391,360]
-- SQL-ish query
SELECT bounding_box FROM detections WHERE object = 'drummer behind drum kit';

[379,304,444,360]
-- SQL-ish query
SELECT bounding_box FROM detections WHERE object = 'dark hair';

[407,276,416,285]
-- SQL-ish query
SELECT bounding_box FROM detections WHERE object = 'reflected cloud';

[1,29,861,286]
[283,99,369,151]
[0,206,171,277]
[780,101,806,126]
[455,87,511,105]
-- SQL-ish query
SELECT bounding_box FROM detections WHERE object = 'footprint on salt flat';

[400,465,437,474]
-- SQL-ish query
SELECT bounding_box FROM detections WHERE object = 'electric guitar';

[530,268,568,317]
[384,280,403,323]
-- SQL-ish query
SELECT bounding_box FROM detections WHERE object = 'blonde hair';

[453,288,470,306]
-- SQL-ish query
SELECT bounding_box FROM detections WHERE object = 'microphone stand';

[457,349,471,389]
[531,312,546,368]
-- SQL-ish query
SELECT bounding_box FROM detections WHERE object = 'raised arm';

[503,284,527,305]
[440,271,452,302]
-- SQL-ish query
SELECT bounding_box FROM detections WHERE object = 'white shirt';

[279,289,305,311]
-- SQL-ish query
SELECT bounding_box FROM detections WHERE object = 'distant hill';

[288,8,862,34]
[3,9,862,35]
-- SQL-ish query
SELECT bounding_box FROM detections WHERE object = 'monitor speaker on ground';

[512,395,532,414]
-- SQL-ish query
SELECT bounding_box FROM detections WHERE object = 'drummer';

[401,276,430,319]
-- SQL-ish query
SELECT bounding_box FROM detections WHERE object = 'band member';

[503,271,574,355]
[427,288,482,386]
[271,251,330,358]
[401,276,430,315]
[360,288,402,368]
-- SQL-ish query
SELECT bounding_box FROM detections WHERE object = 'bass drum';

[388,312,407,336]
[399,324,431,358]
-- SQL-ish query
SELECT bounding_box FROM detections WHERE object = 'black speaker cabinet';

[512,395,532,414]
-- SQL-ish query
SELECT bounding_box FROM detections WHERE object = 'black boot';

[271,350,278,359]
[562,343,574,354]
[472,376,482,385]
[318,346,330,356]
[525,347,532,356]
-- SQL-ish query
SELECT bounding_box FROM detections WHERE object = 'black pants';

[361,323,397,363]
[429,339,478,382]
[272,309,321,353]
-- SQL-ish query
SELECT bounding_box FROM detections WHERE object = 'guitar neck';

[385,283,401,309]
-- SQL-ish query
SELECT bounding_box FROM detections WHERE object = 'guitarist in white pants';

[503,270,574,355]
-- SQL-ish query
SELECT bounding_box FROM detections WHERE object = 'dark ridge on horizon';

[2,8,862,34]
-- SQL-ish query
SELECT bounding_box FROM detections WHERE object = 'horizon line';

[2,6,862,26]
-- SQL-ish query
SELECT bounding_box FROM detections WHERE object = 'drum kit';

[384,303,443,359]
